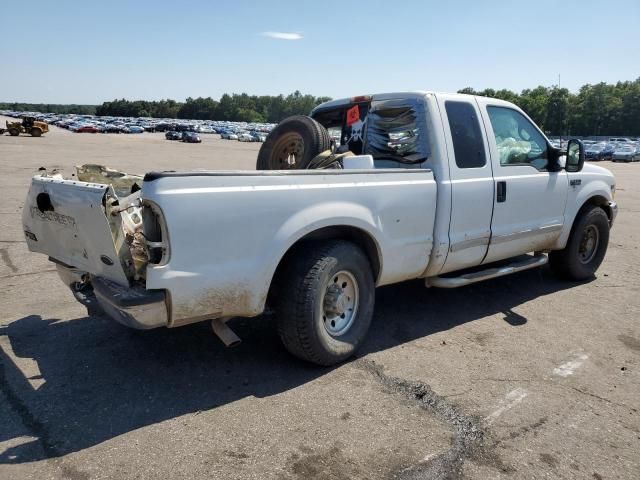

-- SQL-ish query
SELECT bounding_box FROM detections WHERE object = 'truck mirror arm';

[547,146,564,172]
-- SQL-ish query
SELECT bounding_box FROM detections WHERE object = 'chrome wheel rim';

[321,270,359,337]
[578,224,599,264]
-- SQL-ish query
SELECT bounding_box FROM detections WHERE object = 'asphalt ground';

[1,118,638,479]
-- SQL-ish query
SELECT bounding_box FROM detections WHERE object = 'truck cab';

[311,92,617,276]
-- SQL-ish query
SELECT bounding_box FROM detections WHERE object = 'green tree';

[545,88,570,136]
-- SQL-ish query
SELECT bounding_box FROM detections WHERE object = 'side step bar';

[425,254,548,288]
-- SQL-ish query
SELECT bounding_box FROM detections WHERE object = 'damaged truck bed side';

[22,92,617,366]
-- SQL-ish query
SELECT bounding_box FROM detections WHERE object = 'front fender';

[553,178,613,250]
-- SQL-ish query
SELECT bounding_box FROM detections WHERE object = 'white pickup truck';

[22,92,617,365]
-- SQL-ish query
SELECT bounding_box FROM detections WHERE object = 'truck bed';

[23,168,437,326]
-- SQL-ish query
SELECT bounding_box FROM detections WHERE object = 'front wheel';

[549,205,610,280]
[275,240,375,366]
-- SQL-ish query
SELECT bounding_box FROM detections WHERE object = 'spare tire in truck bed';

[256,115,331,170]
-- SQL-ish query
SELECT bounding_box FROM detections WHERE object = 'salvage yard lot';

[0,119,639,480]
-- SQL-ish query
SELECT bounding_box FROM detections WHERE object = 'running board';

[425,254,548,288]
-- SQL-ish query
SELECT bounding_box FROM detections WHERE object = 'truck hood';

[581,162,615,181]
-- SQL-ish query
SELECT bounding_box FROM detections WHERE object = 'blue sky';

[2,0,639,103]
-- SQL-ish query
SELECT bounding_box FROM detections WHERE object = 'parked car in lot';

[124,125,144,134]
[104,124,123,133]
[22,91,617,366]
[237,133,254,142]
[182,132,202,143]
[75,125,100,133]
[612,144,638,162]
[251,131,267,142]
[165,131,182,140]
[585,143,614,161]
[220,130,238,140]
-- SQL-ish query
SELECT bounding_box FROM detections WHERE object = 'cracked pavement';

[0,120,639,479]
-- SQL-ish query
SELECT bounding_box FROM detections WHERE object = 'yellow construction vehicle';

[0,116,49,137]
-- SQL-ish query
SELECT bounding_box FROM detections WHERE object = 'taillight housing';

[142,200,169,265]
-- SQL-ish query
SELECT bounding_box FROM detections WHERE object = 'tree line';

[0,102,96,115]
[95,91,332,123]
[458,77,640,136]
[3,79,638,135]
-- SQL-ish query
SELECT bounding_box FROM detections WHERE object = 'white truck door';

[477,99,568,263]
[436,94,494,274]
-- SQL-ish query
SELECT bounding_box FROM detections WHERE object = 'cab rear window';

[313,97,430,166]
[364,99,429,164]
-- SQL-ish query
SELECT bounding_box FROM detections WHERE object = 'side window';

[445,101,486,168]
[487,106,548,170]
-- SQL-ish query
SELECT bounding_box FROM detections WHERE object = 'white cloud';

[262,31,303,40]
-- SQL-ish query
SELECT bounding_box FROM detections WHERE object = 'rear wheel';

[257,115,331,170]
[549,205,609,280]
[9,129,19,136]
[30,127,42,137]
[275,240,375,366]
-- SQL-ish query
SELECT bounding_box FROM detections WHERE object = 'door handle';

[496,181,507,203]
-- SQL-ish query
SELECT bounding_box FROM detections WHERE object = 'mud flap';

[22,176,131,286]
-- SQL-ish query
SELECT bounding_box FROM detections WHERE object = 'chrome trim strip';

[164,179,435,195]
[490,224,563,245]
[449,235,490,252]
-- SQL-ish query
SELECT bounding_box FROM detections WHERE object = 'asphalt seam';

[354,358,485,480]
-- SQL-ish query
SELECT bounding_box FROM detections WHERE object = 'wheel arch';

[553,192,613,250]
[266,225,382,308]
[582,194,613,222]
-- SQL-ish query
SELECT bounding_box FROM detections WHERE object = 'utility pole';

[557,74,562,144]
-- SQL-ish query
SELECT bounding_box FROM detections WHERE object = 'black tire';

[257,115,331,170]
[549,205,609,280]
[275,240,375,366]
[9,129,20,136]
[30,127,42,137]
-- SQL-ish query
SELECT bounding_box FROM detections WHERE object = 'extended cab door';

[476,98,569,263]
[437,94,495,274]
